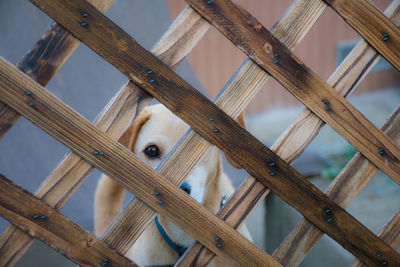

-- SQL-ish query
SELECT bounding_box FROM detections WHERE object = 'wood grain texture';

[0,0,115,140]
[186,0,400,186]
[27,0,400,265]
[0,57,279,267]
[273,106,400,266]
[178,2,400,265]
[176,0,331,265]
[352,210,400,267]
[325,0,400,72]
[0,5,208,265]
[103,0,328,254]
[0,174,135,266]
[0,82,150,266]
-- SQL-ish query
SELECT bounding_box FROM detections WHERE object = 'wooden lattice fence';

[0,0,399,266]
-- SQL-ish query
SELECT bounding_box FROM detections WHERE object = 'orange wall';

[167,0,400,113]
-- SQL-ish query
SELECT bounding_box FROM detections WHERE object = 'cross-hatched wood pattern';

[0,0,399,266]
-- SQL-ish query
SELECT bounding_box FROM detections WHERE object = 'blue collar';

[154,216,187,256]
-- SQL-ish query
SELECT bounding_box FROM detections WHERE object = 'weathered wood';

[103,0,328,253]
[104,0,332,255]
[176,1,400,263]
[0,174,135,266]
[176,177,269,267]
[26,0,400,265]
[186,0,400,186]
[273,106,400,266]
[0,5,208,265]
[0,57,280,267]
[352,210,400,267]
[0,0,115,140]
[179,1,400,264]
[325,0,400,72]
[0,82,150,266]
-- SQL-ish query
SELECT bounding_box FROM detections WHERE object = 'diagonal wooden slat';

[27,0,400,265]
[353,209,400,267]
[0,0,115,140]
[176,2,400,264]
[181,2,400,266]
[102,0,328,253]
[0,6,208,265]
[186,0,400,186]
[0,56,280,267]
[0,83,150,266]
[324,0,400,72]
[0,174,136,266]
[273,106,400,266]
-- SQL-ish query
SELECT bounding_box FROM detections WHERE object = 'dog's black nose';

[180,181,191,195]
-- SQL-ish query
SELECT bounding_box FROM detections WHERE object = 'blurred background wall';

[0,0,399,266]
[168,0,400,113]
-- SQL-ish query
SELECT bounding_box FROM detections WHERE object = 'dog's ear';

[118,111,151,152]
[225,111,247,169]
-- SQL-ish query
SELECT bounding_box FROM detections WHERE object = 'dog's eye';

[144,145,161,158]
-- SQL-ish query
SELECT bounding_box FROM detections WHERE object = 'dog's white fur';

[95,104,251,266]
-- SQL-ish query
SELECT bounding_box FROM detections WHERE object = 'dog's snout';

[180,181,191,195]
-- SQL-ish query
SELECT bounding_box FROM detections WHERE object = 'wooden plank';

[0,6,208,265]
[0,83,150,266]
[27,0,400,265]
[102,0,328,253]
[0,57,280,267]
[0,0,115,140]
[324,0,400,72]
[186,0,400,187]
[273,106,400,266]
[0,174,135,266]
[352,210,400,267]
[176,2,400,263]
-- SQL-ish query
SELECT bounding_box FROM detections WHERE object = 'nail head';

[327,218,333,223]
[82,12,89,17]
[273,60,279,64]
[324,208,332,214]
[213,129,220,133]
[270,171,276,176]
[102,259,110,266]
[26,91,32,96]
[158,200,164,205]
[80,22,88,27]
[147,70,153,74]
[155,191,160,196]
[216,243,222,248]
[381,260,388,265]
[28,102,35,107]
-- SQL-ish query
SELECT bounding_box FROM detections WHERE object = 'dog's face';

[121,104,220,206]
